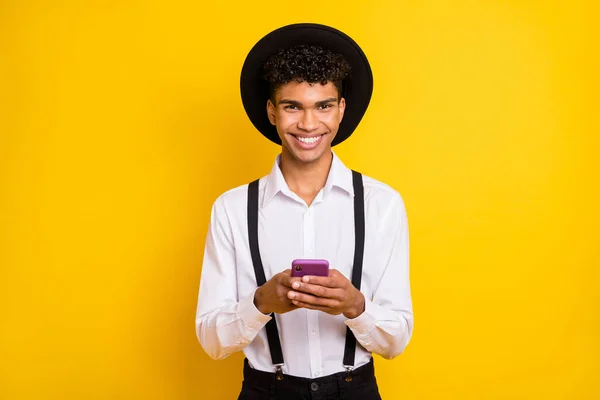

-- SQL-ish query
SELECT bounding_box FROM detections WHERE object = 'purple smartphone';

[291,259,329,277]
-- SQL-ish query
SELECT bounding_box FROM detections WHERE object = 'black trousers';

[237,358,382,400]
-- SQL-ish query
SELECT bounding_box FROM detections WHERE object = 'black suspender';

[247,170,365,381]
[343,170,366,376]
[247,178,285,378]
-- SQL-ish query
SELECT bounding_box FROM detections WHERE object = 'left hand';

[287,269,365,319]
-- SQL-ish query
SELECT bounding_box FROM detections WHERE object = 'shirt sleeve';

[195,195,272,360]
[344,194,414,360]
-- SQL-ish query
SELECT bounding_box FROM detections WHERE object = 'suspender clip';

[275,364,284,381]
[344,366,353,382]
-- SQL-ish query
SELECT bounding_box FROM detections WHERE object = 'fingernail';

[292,282,300,289]
[288,292,295,299]
[302,276,310,282]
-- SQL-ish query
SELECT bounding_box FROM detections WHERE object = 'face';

[267,81,345,165]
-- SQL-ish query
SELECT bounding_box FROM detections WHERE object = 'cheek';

[322,112,341,126]
[276,112,299,128]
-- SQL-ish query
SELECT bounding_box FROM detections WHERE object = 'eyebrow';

[278,99,302,107]
[278,97,338,107]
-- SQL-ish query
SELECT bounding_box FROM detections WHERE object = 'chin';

[286,145,329,164]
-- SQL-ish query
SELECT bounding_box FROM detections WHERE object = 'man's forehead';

[275,81,339,100]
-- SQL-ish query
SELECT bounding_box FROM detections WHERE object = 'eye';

[318,104,333,110]
[284,105,299,110]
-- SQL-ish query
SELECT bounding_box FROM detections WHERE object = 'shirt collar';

[324,151,354,196]
[262,151,354,208]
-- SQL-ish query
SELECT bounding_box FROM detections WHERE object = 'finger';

[301,272,347,288]
[300,275,335,287]
[280,274,300,289]
[291,300,340,314]
[292,282,344,300]
[278,269,297,284]
[287,291,339,308]
[329,269,344,278]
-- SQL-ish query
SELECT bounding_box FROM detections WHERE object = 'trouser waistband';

[242,357,375,386]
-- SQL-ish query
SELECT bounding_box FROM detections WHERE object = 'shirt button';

[311,382,319,391]
[310,330,316,335]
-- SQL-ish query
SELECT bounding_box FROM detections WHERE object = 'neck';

[279,150,333,206]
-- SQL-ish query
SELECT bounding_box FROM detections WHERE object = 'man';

[196,23,413,399]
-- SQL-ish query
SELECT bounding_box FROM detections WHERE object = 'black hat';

[240,23,373,146]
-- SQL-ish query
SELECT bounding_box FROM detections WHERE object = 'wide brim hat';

[240,23,373,146]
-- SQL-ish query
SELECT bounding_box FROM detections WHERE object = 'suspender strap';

[343,170,365,368]
[247,179,285,369]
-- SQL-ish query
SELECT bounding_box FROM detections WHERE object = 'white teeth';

[297,136,320,144]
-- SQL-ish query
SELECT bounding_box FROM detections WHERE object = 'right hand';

[253,269,299,315]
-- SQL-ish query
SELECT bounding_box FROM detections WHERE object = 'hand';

[253,269,300,315]
[286,269,365,319]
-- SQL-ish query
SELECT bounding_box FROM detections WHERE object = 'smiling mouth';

[290,133,325,145]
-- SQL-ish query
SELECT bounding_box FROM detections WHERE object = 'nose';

[297,109,319,132]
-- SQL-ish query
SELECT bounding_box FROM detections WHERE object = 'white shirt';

[195,151,413,379]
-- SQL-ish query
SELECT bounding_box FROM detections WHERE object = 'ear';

[266,99,276,125]
[338,97,346,122]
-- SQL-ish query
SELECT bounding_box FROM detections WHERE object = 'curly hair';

[262,44,351,102]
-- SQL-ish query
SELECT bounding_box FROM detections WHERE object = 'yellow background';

[1,0,598,399]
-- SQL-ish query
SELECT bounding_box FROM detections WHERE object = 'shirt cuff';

[344,300,384,335]
[238,288,272,331]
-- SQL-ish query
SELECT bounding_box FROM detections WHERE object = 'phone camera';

[295,265,302,271]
